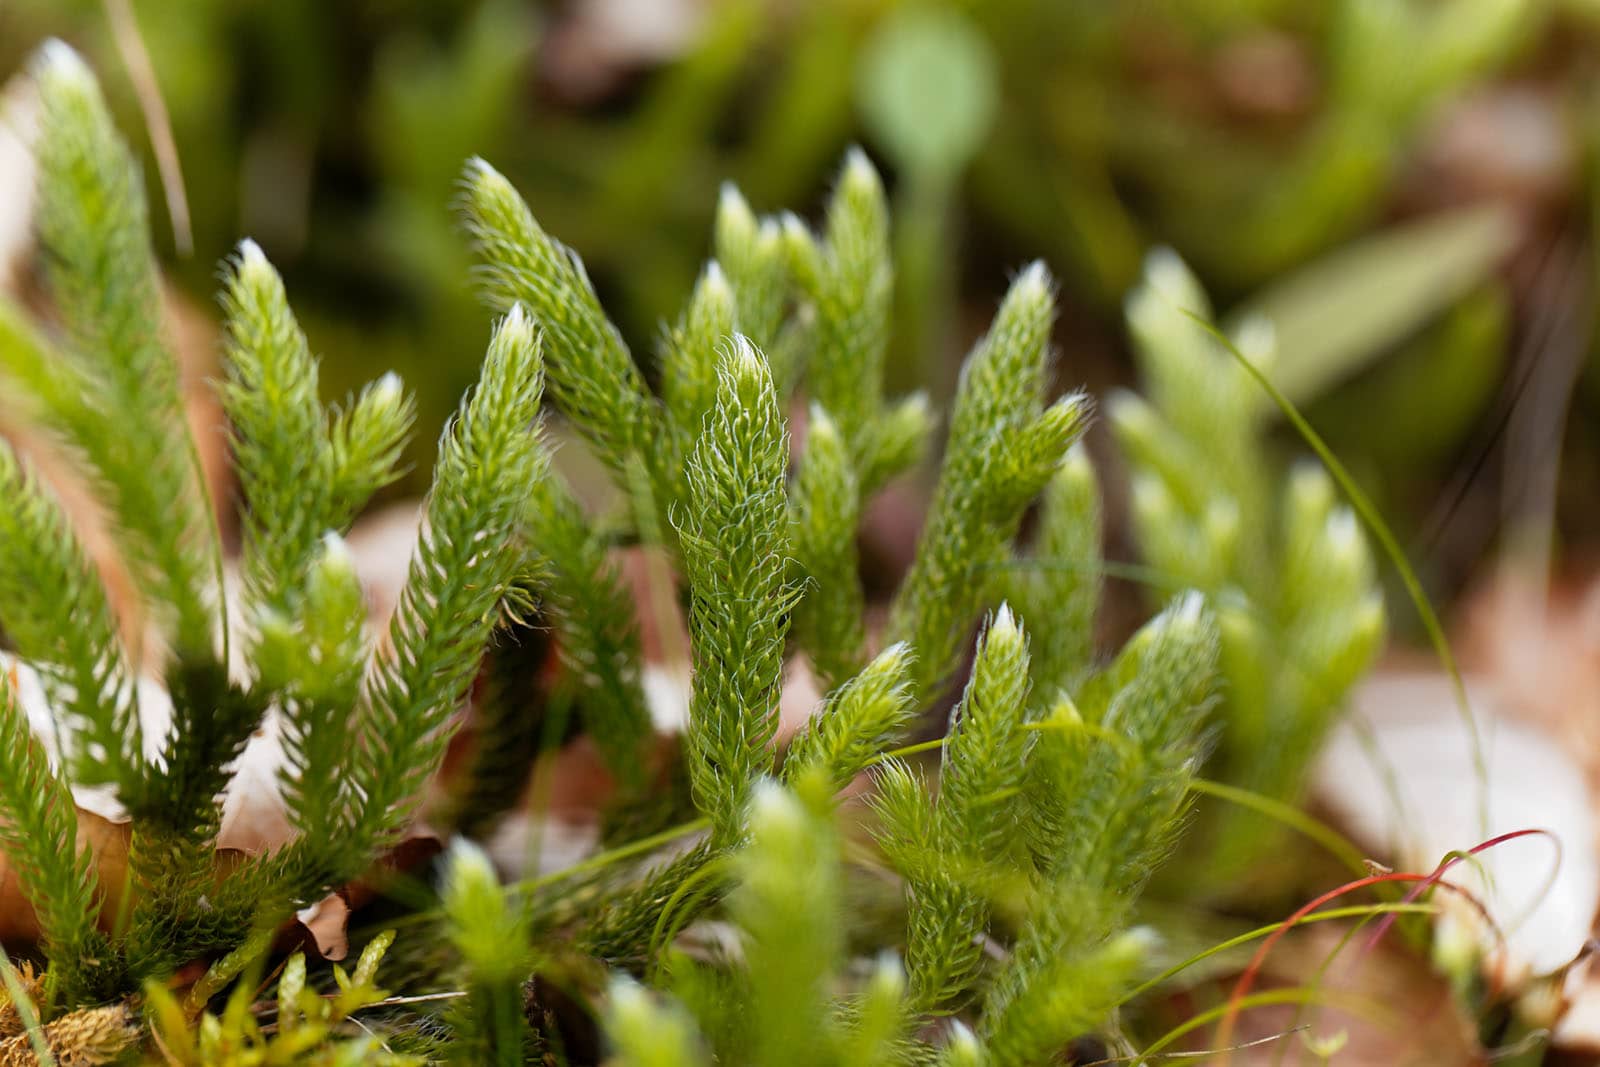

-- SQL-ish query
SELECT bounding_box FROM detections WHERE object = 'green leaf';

[1230,205,1517,406]
[857,7,999,181]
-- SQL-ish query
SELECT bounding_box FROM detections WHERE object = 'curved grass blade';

[1188,779,1369,878]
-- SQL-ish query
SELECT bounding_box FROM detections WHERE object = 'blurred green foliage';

[0,0,1572,538]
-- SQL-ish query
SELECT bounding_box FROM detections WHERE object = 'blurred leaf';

[598,0,761,229]
[857,6,998,181]
[1230,204,1517,407]
[1313,284,1508,467]
[371,0,534,195]
[1331,0,1538,118]
[734,3,866,206]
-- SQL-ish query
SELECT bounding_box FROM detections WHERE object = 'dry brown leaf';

[294,895,351,962]
[540,0,708,103]
[0,804,129,946]
[1172,923,1485,1066]
[1458,566,1600,792]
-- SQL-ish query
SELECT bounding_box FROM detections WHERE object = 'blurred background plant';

[3,0,1592,594]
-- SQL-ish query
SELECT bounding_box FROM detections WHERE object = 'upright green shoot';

[0,446,138,790]
[460,159,664,491]
[1110,249,1384,878]
[0,675,111,1006]
[678,339,797,844]
[889,264,1089,697]
[1011,445,1101,700]
[349,306,545,862]
[28,42,218,662]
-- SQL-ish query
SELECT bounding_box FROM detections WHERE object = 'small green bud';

[1107,390,1161,455]
[699,260,735,311]
[441,839,530,982]
[754,217,783,260]
[663,261,738,441]
[1006,260,1054,324]
[986,602,1023,657]
[233,237,277,287]
[1288,461,1337,526]
[1116,590,1216,710]
[873,640,915,678]
[1134,247,1210,324]
[719,334,774,410]
[780,212,823,292]
[715,182,759,255]
[1130,472,1177,531]
[463,154,519,214]
[937,1021,985,1067]
[367,370,404,411]
[806,402,846,456]
[861,391,934,491]
[1045,692,1083,726]
[1217,601,1266,668]
[712,188,788,350]
[33,39,96,97]
[1303,1029,1350,1059]
[1200,495,1240,564]
[853,951,908,1051]
[495,302,534,351]
[1319,591,1385,695]
[1323,509,1369,574]
[746,778,806,844]
[984,394,1090,518]
[307,530,357,590]
[1232,312,1277,374]
[1432,906,1481,988]
[840,145,883,202]
[1162,589,1207,635]
[1034,393,1091,448]
[604,977,702,1067]
[1126,249,1221,410]
[867,951,905,996]
[300,532,366,682]
[785,640,916,789]
[277,953,307,1030]
[252,608,300,690]
[1102,924,1159,969]
[1059,441,1096,493]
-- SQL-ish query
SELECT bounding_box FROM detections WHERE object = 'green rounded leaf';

[857,7,998,180]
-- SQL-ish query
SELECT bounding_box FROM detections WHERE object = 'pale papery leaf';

[484,812,602,881]
[778,653,825,741]
[542,0,706,102]
[1314,670,1598,985]
[0,74,38,291]
[341,499,425,634]
[1450,567,1600,1052]
[216,710,294,855]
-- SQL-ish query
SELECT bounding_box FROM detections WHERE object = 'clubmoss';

[0,41,1383,1066]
